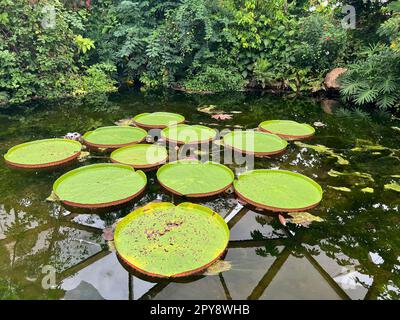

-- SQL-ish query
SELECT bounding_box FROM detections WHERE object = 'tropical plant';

[0,0,115,104]
[339,2,400,110]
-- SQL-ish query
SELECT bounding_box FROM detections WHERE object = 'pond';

[0,91,399,300]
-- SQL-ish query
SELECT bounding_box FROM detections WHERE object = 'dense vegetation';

[0,0,399,111]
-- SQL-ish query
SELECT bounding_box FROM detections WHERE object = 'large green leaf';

[82,126,147,148]
[53,163,147,207]
[114,202,229,278]
[111,144,168,169]
[161,124,217,144]
[4,138,81,168]
[133,112,185,129]
[222,130,287,155]
[234,169,323,211]
[258,120,315,139]
[157,160,234,196]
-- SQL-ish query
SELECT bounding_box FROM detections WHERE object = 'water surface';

[0,91,399,300]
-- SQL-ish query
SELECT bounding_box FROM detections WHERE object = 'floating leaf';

[114,202,229,278]
[157,160,234,197]
[259,120,315,140]
[203,260,232,276]
[384,183,400,192]
[77,151,90,162]
[115,118,135,126]
[287,212,324,227]
[107,240,116,252]
[234,170,323,212]
[4,138,82,169]
[46,191,60,202]
[53,163,147,208]
[295,141,349,165]
[328,186,351,192]
[82,126,147,149]
[197,105,220,114]
[351,139,389,152]
[223,130,287,156]
[111,144,168,169]
[327,169,374,182]
[361,187,374,193]
[133,112,185,129]
[161,124,217,145]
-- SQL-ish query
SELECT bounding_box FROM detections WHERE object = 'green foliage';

[0,0,115,104]
[68,63,118,96]
[1,0,399,108]
[75,35,95,54]
[340,46,400,110]
[183,65,246,92]
[252,13,346,93]
[339,2,400,110]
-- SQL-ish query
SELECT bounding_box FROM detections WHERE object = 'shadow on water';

[0,90,399,300]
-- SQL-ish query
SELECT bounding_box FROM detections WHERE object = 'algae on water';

[294,141,349,165]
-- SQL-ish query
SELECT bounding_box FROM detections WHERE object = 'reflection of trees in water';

[249,200,400,300]
[0,201,104,299]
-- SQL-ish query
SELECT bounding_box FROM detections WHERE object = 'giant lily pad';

[161,124,217,145]
[157,160,234,197]
[222,130,287,156]
[259,120,315,140]
[133,112,185,129]
[114,202,229,278]
[82,126,147,149]
[234,169,323,212]
[4,138,82,169]
[53,163,147,208]
[111,144,168,169]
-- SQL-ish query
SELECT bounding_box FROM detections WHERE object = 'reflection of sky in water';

[0,91,399,299]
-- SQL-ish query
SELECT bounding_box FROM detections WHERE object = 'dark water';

[0,91,399,300]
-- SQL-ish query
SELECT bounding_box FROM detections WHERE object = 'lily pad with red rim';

[82,126,147,149]
[4,138,82,169]
[258,120,315,140]
[222,130,287,156]
[161,124,217,145]
[133,112,185,129]
[234,169,323,212]
[110,144,168,169]
[53,163,147,208]
[114,202,230,278]
[157,160,234,197]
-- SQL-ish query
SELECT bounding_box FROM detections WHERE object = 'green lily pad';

[53,163,147,208]
[161,124,217,145]
[234,169,323,212]
[4,138,82,169]
[114,202,229,278]
[157,160,234,197]
[110,144,168,169]
[133,112,185,129]
[82,126,147,149]
[222,130,288,156]
[259,120,315,139]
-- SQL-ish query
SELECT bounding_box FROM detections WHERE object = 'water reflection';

[0,91,399,299]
